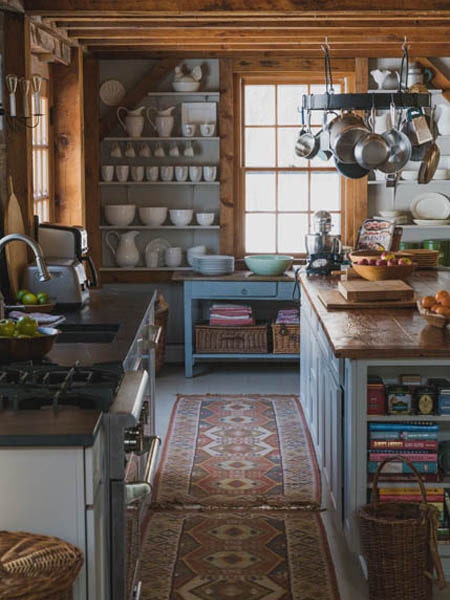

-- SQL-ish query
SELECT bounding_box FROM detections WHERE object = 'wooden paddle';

[4,176,28,299]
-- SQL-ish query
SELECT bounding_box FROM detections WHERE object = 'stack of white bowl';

[191,254,235,275]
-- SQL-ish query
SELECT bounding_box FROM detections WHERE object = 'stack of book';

[368,422,440,482]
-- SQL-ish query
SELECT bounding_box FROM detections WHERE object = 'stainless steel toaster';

[22,259,89,306]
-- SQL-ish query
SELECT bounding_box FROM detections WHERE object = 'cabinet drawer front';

[194,281,278,298]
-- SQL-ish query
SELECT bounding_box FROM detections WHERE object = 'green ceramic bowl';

[244,254,294,276]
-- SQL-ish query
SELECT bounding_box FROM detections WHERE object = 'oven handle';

[124,435,161,506]
[137,325,162,355]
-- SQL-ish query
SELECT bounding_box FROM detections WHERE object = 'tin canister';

[399,242,420,250]
[423,239,450,266]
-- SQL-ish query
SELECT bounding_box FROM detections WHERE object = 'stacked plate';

[400,249,440,269]
[191,255,235,275]
[410,192,450,223]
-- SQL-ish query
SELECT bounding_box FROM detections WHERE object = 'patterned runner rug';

[152,394,320,509]
[140,510,340,600]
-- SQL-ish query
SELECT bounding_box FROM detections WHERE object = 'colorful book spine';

[379,487,444,497]
[370,440,438,450]
[369,452,438,463]
[368,472,441,482]
[368,423,439,432]
[369,431,438,440]
[367,461,438,474]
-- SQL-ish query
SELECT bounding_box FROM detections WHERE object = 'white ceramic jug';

[435,103,450,135]
[147,106,175,137]
[105,230,140,268]
[116,106,147,138]
[370,69,400,90]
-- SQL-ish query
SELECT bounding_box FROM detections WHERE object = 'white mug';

[110,142,122,158]
[165,247,183,268]
[200,123,215,137]
[131,166,144,182]
[101,165,114,181]
[189,165,202,182]
[182,123,197,137]
[202,166,217,182]
[169,143,180,156]
[115,165,129,182]
[154,143,165,157]
[175,165,188,182]
[160,166,174,181]
[124,142,136,157]
[146,166,159,181]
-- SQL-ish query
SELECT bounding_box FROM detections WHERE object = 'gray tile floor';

[154,363,448,600]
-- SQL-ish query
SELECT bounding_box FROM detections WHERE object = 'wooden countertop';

[300,269,450,359]
[172,269,296,282]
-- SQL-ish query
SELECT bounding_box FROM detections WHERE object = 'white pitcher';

[147,106,175,137]
[105,230,140,268]
[116,106,147,137]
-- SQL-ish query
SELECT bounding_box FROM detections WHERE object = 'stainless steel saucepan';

[354,107,390,170]
[328,110,370,164]
[378,103,412,174]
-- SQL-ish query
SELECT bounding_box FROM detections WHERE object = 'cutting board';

[337,279,415,302]
[4,176,28,298]
[318,290,417,310]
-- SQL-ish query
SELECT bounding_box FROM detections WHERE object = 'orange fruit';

[434,305,450,317]
[421,295,437,309]
[430,304,441,313]
[440,295,450,308]
[435,290,450,304]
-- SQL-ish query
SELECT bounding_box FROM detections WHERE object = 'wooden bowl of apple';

[349,250,416,281]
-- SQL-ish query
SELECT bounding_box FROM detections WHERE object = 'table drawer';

[193,281,278,298]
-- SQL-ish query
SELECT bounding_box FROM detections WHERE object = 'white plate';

[144,238,171,267]
[99,79,126,106]
[413,219,450,226]
[410,192,450,220]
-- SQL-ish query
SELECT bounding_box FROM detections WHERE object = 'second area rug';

[140,510,340,600]
[152,394,320,509]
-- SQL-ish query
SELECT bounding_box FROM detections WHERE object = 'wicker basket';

[155,294,169,375]
[0,530,83,600]
[358,456,446,600]
[195,323,268,354]
[271,323,300,354]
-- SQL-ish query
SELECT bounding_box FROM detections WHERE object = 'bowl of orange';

[417,290,450,328]
[349,250,416,282]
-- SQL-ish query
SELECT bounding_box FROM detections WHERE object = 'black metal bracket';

[302,92,431,112]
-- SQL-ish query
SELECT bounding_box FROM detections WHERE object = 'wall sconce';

[0,73,43,128]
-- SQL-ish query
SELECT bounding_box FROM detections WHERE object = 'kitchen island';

[299,269,450,581]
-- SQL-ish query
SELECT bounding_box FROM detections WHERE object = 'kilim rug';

[140,510,340,600]
[152,394,320,509]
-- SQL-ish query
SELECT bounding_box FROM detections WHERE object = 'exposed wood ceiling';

[24,2,450,57]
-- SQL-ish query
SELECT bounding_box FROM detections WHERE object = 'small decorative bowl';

[244,254,294,276]
[0,326,60,362]
[417,300,450,329]
[352,262,416,281]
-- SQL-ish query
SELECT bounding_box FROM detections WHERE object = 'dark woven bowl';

[0,326,60,362]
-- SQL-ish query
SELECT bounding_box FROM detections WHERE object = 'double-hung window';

[237,76,344,256]
[32,81,51,223]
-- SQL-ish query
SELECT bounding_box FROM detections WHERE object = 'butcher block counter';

[298,268,450,583]
[300,269,450,359]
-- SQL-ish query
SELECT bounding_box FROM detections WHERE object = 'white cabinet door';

[86,480,108,599]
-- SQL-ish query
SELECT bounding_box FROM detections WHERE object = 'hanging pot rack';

[302,38,431,112]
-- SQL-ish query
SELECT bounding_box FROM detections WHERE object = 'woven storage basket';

[358,456,446,600]
[155,294,169,375]
[271,323,300,354]
[0,530,83,600]
[195,323,268,354]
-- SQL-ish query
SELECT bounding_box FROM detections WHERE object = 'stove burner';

[0,363,124,412]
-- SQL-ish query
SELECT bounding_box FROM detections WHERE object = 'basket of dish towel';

[358,455,447,600]
[155,293,169,375]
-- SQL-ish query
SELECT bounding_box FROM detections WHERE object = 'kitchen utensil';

[104,204,136,226]
[101,165,114,181]
[172,64,202,92]
[370,69,400,90]
[295,110,320,159]
[115,165,129,182]
[116,106,147,137]
[404,107,433,145]
[164,247,183,268]
[130,166,144,181]
[378,103,412,174]
[99,79,125,106]
[5,73,18,116]
[145,238,171,268]
[169,209,193,226]
[187,245,207,266]
[318,290,416,309]
[409,192,450,220]
[334,156,369,179]
[4,176,28,298]
[351,261,415,281]
[147,106,176,137]
[435,103,450,136]
[413,219,450,226]
[354,107,390,170]
[338,279,414,302]
[0,326,60,362]
[418,141,440,184]
[105,230,140,268]
[244,255,293,276]
[417,300,450,329]
[138,206,167,226]
[200,123,216,137]
[138,143,151,157]
[124,142,136,157]
[110,142,122,157]
[169,143,180,156]
[160,166,174,181]
[183,141,194,157]
[196,212,215,226]
[328,111,369,164]
[202,166,217,181]
[175,165,188,181]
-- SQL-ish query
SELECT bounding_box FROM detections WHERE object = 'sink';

[56,323,119,344]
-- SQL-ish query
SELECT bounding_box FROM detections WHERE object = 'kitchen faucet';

[0,233,51,319]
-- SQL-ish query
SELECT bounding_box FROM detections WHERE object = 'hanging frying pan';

[334,156,370,179]
[4,176,28,298]
[418,142,440,184]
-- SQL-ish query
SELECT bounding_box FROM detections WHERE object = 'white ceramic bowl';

[104,204,136,226]
[196,212,215,226]
[172,81,200,92]
[169,209,193,227]
[187,245,207,266]
[138,206,168,226]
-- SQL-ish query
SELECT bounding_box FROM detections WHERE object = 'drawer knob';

[241,288,248,295]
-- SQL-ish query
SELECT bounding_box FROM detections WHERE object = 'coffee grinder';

[305,210,343,275]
